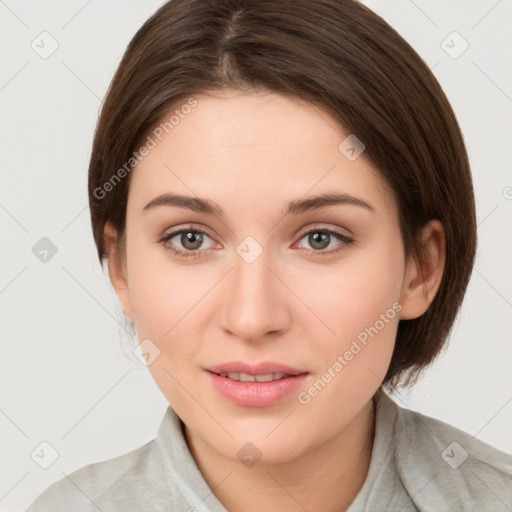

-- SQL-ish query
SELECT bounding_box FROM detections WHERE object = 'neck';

[184,396,376,512]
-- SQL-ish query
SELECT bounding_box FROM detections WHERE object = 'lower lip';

[206,371,308,407]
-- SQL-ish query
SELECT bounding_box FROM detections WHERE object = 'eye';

[159,225,355,260]
[159,227,217,259]
[296,227,355,254]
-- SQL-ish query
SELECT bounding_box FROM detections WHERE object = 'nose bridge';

[218,238,288,342]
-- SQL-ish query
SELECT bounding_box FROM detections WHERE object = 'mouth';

[204,361,309,407]
[214,372,295,382]
[205,361,308,380]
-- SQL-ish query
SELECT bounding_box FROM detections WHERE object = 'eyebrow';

[142,192,375,217]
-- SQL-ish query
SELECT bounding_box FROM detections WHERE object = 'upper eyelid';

[161,225,213,241]
[296,223,354,238]
[162,223,351,237]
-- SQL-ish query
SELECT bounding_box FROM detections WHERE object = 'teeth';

[260,372,286,381]
[219,372,289,382]
[255,373,274,382]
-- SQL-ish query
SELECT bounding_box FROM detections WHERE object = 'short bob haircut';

[88,0,477,388]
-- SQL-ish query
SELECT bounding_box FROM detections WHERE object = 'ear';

[103,222,134,319]
[399,220,446,320]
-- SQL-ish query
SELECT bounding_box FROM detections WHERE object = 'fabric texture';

[26,390,512,511]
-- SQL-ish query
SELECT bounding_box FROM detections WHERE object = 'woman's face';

[115,90,415,464]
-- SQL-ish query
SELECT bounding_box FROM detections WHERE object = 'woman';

[27,0,512,510]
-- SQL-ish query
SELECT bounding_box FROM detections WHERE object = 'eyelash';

[158,225,355,260]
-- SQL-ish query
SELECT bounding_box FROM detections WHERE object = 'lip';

[204,361,309,407]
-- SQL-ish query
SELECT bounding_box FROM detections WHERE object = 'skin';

[104,90,445,511]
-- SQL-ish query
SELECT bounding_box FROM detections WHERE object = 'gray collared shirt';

[26,390,512,511]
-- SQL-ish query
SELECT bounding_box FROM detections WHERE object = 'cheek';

[124,223,203,335]
[293,243,404,385]
[126,217,404,361]
[296,248,403,340]
[127,258,204,339]
[125,251,206,404]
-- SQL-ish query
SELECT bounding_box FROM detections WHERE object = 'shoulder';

[386,392,512,510]
[25,439,164,511]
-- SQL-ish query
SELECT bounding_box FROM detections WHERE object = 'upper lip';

[205,361,308,376]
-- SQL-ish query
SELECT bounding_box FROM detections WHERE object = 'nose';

[217,245,291,344]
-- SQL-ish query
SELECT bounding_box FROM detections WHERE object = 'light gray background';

[1,1,511,510]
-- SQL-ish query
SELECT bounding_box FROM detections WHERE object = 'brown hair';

[88,0,477,388]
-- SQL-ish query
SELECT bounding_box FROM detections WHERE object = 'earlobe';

[103,222,134,319]
[399,220,446,320]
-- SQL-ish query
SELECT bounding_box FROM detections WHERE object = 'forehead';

[129,91,396,217]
